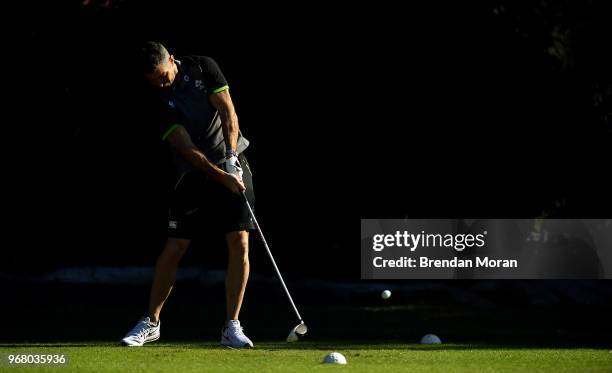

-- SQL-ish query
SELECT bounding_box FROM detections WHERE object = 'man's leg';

[221,230,254,348]
[148,237,191,323]
[121,237,190,346]
[220,153,255,347]
[225,230,249,320]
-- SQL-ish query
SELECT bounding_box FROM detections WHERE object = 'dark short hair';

[138,41,170,74]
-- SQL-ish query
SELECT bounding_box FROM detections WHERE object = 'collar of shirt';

[171,59,190,91]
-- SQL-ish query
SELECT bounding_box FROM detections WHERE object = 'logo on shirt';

[195,80,205,91]
[168,100,175,108]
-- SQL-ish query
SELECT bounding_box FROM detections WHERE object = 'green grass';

[0,342,610,372]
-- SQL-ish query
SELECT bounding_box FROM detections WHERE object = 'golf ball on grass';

[381,290,391,299]
[420,334,442,344]
[323,352,347,365]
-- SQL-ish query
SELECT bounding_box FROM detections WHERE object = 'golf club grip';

[241,192,303,321]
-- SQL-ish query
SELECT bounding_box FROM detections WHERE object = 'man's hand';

[219,172,246,194]
[166,126,245,194]
[224,155,244,178]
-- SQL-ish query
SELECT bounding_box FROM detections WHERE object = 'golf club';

[241,191,308,342]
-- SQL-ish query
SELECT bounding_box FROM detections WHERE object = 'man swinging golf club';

[121,41,255,348]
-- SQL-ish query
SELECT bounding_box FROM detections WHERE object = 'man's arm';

[166,125,245,194]
[209,89,239,154]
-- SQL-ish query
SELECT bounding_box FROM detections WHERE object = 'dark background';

[3,0,612,344]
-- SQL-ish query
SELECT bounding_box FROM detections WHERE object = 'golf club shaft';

[242,192,303,322]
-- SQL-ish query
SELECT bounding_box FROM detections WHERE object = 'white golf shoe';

[221,320,254,348]
[120,316,160,346]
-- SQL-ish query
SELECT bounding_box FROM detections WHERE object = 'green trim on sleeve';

[162,124,180,141]
[212,85,229,94]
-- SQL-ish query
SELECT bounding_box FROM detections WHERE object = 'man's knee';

[226,231,249,257]
[162,238,190,262]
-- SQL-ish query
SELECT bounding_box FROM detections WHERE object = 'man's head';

[139,41,178,88]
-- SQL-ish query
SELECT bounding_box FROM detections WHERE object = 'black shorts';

[167,153,255,239]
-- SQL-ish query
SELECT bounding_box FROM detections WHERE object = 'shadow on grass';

[141,341,612,351]
[1,341,610,351]
[0,344,94,348]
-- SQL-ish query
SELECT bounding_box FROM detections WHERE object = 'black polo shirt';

[156,56,249,170]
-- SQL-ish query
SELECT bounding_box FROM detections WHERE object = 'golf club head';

[286,322,308,342]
